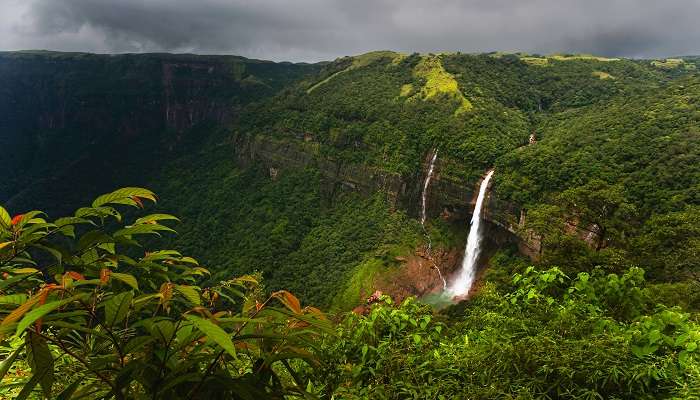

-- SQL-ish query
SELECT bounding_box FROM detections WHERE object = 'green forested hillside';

[219,51,699,295]
[0,51,320,213]
[149,145,420,307]
[1,50,700,398]
[3,51,699,305]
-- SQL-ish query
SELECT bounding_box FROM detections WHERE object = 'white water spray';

[421,150,439,226]
[419,149,447,290]
[448,169,494,297]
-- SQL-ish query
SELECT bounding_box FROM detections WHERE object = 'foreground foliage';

[0,188,328,399]
[3,189,700,399]
[315,267,700,399]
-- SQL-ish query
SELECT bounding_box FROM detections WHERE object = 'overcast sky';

[1,0,698,62]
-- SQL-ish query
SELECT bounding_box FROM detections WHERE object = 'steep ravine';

[233,134,524,242]
[229,134,531,302]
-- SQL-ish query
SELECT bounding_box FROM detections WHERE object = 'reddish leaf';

[35,284,60,333]
[11,214,23,225]
[65,271,86,281]
[100,268,111,284]
[159,283,173,305]
[0,296,40,335]
[131,196,144,208]
[275,290,301,314]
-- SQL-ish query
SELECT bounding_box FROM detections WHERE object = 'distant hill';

[0,51,321,212]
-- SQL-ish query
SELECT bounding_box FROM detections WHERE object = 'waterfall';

[419,149,446,290]
[421,149,439,226]
[448,169,494,297]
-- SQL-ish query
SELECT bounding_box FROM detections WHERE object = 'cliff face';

[0,52,319,210]
[231,133,607,263]
[233,135,406,207]
[230,134,540,257]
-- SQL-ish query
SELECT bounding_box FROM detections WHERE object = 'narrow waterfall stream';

[421,150,439,226]
[448,169,494,297]
[420,149,447,290]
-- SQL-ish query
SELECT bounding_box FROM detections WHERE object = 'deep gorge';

[2,48,700,399]
[3,50,699,307]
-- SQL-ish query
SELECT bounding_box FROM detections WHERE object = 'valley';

[1,49,700,398]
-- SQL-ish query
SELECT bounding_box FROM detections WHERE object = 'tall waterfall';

[421,149,439,226]
[448,169,494,297]
[419,149,446,290]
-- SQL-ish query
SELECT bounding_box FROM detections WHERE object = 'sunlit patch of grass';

[549,54,620,62]
[410,56,473,114]
[521,57,549,66]
[651,58,685,70]
[400,83,414,97]
[487,51,514,58]
[306,69,348,93]
[592,70,615,80]
[350,50,404,69]
[331,258,384,310]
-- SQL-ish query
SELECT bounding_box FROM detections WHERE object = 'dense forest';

[1,50,700,398]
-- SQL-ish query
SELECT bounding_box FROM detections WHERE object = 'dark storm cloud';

[1,0,699,62]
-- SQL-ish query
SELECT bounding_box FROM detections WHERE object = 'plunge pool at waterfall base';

[419,220,521,309]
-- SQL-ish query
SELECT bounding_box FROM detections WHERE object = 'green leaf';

[124,336,155,354]
[113,224,176,238]
[111,273,139,290]
[647,329,662,344]
[56,225,76,238]
[16,296,79,335]
[14,211,46,228]
[143,319,175,344]
[18,222,54,241]
[80,248,100,265]
[98,242,116,254]
[0,274,32,291]
[11,257,38,266]
[75,206,121,221]
[54,216,94,228]
[0,205,11,229]
[43,321,104,336]
[174,285,201,306]
[134,214,180,225]
[104,291,133,326]
[25,332,54,398]
[0,294,28,305]
[186,315,236,358]
[0,345,22,383]
[412,334,422,345]
[56,379,81,400]
[15,373,41,400]
[77,230,113,252]
[92,187,156,208]
[10,267,39,274]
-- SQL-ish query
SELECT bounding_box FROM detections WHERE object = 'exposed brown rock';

[369,247,461,305]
